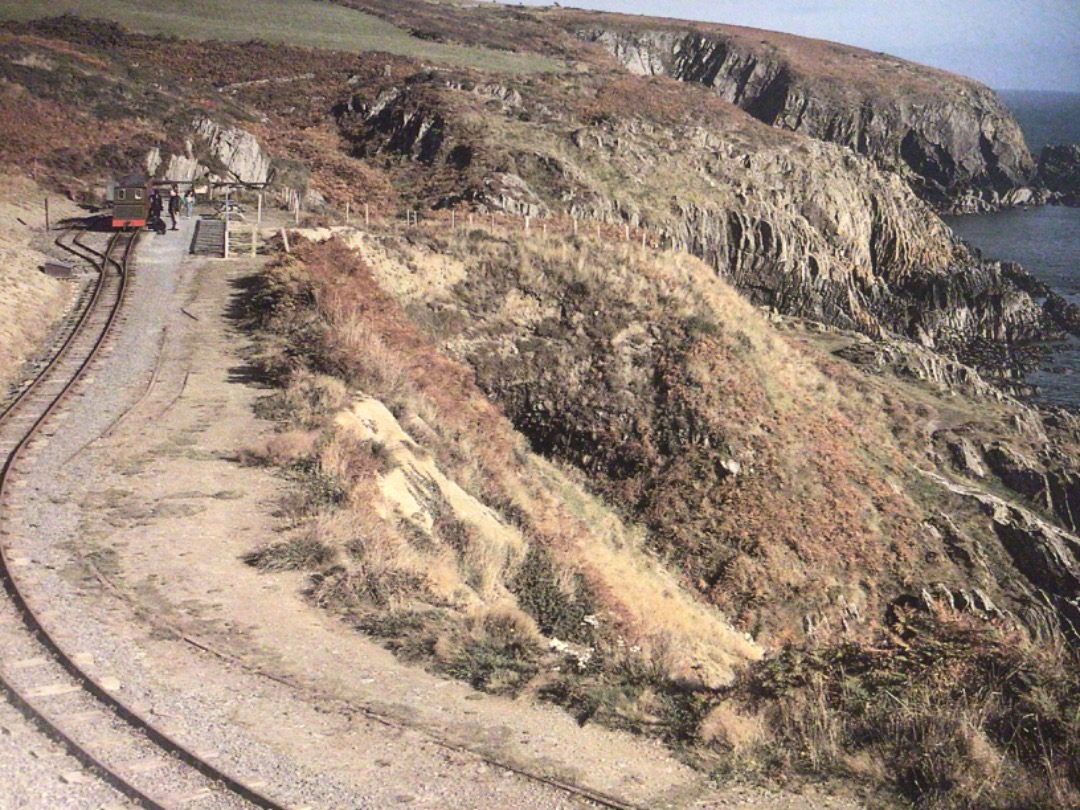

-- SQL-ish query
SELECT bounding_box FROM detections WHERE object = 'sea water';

[997,90,1080,152]
[941,90,1080,411]
[946,207,1080,409]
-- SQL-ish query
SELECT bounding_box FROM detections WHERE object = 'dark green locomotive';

[111,173,151,228]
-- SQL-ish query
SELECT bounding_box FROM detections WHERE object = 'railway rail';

[0,223,645,810]
[0,228,293,810]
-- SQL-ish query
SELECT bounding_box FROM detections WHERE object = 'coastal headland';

[2,3,1079,808]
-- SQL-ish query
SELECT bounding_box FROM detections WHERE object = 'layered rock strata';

[340,73,1051,358]
[562,14,1034,211]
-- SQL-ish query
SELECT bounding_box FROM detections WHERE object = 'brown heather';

[338,227,1080,807]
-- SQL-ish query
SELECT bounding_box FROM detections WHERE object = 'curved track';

[0,229,293,810]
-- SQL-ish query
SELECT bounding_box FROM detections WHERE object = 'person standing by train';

[184,188,195,219]
[168,186,181,230]
[148,189,164,234]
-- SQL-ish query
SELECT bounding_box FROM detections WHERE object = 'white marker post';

[224,185,231,259]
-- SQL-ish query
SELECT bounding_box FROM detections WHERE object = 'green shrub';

[736,611,1080,808]
[244,536,335,571]
[509,545,596,644]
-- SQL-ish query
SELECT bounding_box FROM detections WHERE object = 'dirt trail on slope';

[67,244,861,809]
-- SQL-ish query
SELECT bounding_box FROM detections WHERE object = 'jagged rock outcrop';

[920,468,1080,640]
[192,117,274,185]
[1037,144,1080,205]
[929,415,1080,537]
[143,117,275,186]
[340,72,1052,358]
[833,334,1010,400]
[981,441,1080,534]
[563,15,1034,211]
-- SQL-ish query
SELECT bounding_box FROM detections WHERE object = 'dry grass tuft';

[244,535,336,572]
[239,429,320,467]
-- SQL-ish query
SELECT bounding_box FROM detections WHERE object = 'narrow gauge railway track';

[0,230,293,810]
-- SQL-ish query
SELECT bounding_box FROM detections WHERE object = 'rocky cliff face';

[152,117,274,185]
[564,16,1034,212]
[1037,144,1080,205]
[340,72,1052,359]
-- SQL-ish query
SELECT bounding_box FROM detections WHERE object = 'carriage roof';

[117,173,150,188]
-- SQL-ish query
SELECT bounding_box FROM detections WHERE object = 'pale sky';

[518,0,1080,92]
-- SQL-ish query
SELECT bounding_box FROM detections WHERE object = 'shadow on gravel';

[55,214,112,232]
[224,272,275,388]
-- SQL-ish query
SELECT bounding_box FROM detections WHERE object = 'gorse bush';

[509,545,596,644]
[539,642,711,744]
[244,535,336,571]
[734,610,1080,808]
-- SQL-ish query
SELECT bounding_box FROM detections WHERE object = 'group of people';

[147,186,196,234]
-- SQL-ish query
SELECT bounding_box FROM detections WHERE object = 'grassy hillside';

[0,0,560,73]
[244,230,1080,808]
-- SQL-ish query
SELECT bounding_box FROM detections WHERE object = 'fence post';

[596,222,600,240]
[345,200,350,224]
[224,185,231,259]
[251,224,257,257]
[525,215,530,234]
[44,198,50,232]
[281,228,290,253]
[365,203,370,227]
[624,224,630,241]
[451,210,456,230]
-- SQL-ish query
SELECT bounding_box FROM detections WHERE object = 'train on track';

[110,173,178,234]
[110,173,152,229]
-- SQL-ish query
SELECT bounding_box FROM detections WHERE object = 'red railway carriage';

[111,173,151,228]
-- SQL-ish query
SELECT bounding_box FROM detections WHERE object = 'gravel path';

[1,216,863,810]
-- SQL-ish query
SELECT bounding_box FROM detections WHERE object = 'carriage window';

[117,189,126,200]
[134,189,144,199]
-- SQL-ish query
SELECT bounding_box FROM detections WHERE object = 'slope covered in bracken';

[251,230,1080,808]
